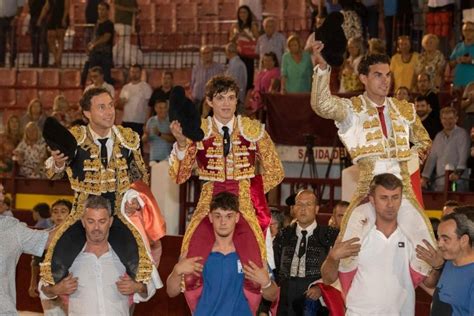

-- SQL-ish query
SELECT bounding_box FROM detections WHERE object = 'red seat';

[38,69,60,88]
[0,69,16,87]
[0,89,16,107]
[155,3,176,32]
[176,3,198,33]
[147,69,163,89]
[218,2,237,20]
[61,69,81,88]
[16,89,38,108]
[62,89,84,106]
[39,89,60,109]
[17,70,39,87]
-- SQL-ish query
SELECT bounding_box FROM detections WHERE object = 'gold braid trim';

[350,96,363,113]
[339,159,375,235]
[399,161,436,241]
[70,125,87,145]
[132,148,150,185]
[169,143,198,184]
[201,117,213,140]
[390,98,416,123]
[115,209,154,283]
[257,132,284,193]
[114,125,140,151]
[180,181,267,263]
[238,179,267,262]
[238,115,265,142]
[40,193,88,285]
[180,182,214,254]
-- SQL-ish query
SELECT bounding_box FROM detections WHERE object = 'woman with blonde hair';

[339,36,364,93]
[367,38,386,55]
[281,35,313,93]
[13,122,48,179]
[415,33,446,89]
[5,115,23,146]
[52,95,71,127]
[21,99,47,131]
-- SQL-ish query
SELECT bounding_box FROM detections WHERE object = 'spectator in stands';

[321,173,441,315]
[239,0,262,22]
[39,196,160,315]
[328,200,349,229]
[81,1,114,86]
[38,0,70,67]
[269,208,285,238]
[112,0,138,67]
[230,5,260,91]
[339,36,364,93]
[415,34,446,90]
[339,0,362,40]
[247,51,280,114]
[415,95,442,140]
[273,189,338,316]
[5,114,23,146]
[450,21,474,89]
[85,0,100,43]
[32,202,53,229]
[422,212,474,315]
[390,36,419,92]
[118,64,152,137]
[148,71,173,115]
[422,107,470,191]
[29,0,49,68]
[0,139,13,175]
[394,86,411,102]
[29,199,72,315]
[256,17,286,68]
[21,98,47,131]
[225,42,248,107]
[51,95,71,127]
[13,122,48,179]
[461,82,474,133]
[0,195,13,217]
[367,38,386,55]
[191,45,225,115]
[416,72,440,117]
[281,35,313,94]
[0,0,23,67]
[167,192,278,314]
[84,65,115,96]
[142,99,174,163]
[0,181,52,315]
[443,200,460,216]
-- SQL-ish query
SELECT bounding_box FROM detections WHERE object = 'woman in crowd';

[339,36,364,93]
[247,52,280,114]
[13,122,48,179]
[5,115,23,147]
[415,33,446,90]
[38,0,70,67]
[229,5,260,91]
[21,99,48,131]
[390,35,419,91]
[368,38,386,55]
[395,86,411,102]
[281,35,313,93]
[51,95,71,127]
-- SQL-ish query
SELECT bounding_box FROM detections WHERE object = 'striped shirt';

[0,0,24,17]
[256,32,287,68]
[191,62,225,102]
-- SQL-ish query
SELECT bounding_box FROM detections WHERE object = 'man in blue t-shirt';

[423,211,474,316]
[166,192,278,315]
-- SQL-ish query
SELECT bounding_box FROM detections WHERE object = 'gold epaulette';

[70,125,87,145]
[201,117,213,140]
[350,96,364,113]
[391,98,416,123]
[113,125,140,151]
[238,115,265,142]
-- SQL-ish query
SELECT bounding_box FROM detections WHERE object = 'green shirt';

[281,51,313,93]
[114,0,137,26]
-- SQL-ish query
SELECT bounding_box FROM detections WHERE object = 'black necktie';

[222,126,230,157]
[98,138,108,168]
[298,230,308,258]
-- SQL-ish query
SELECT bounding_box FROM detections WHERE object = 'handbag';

[237,37,258,59]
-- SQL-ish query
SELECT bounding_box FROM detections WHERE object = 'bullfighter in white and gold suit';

[310,46,435,282]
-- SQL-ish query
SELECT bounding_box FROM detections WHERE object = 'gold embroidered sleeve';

[131,149,150,185]
[310,67,348,123]
[169,143,198,184]
[257,131,284,193]
[45,165,66,180]
[410,115,432,160]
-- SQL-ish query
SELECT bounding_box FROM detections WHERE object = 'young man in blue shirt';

[166,192,278,315]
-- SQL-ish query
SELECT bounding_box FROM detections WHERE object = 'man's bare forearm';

[321,256,339,285]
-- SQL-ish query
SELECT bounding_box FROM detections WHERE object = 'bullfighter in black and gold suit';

[40,87,155,286]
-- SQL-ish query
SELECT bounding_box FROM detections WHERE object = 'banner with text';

[276,146,348,163]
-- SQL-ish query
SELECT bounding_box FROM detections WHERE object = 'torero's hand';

[311,41,327,70]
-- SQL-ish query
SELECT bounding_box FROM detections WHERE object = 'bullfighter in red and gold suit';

[169,75,284,314]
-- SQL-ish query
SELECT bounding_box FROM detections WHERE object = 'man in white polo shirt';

[321,173,440,315]
[118,64,152,137]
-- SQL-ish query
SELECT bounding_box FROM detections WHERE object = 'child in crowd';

[29,199,72,316]
[32,202,53,229]
[0,196,14,217]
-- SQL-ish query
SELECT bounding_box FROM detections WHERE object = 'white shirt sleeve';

[133,266,163,303]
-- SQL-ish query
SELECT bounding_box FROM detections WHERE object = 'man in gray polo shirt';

[0,183,50,315]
